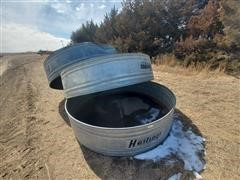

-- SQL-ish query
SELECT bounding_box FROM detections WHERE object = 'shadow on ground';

[58,99,204,180]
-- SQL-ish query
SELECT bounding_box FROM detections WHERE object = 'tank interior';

[66,82,175,128]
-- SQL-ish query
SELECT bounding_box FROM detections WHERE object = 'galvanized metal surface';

[43,42,117,89]
[65,82,176,156]
[61,53,153,98]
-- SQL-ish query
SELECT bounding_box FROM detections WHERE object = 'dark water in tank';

[75,92,169,128]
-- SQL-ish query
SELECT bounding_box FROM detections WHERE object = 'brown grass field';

[0,53,239,179]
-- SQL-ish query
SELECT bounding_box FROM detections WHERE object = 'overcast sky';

[1,0,122,52]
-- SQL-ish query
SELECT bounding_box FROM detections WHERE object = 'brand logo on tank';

[140,62,151,69]
[128,132,162,148]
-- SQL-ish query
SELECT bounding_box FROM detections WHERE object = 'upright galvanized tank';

[43,42,117,89]
[65,82,176,156]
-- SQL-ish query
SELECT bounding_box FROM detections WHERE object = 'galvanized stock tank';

[43,42,117,89]
[61,53,154,98]
[65,82,176,156]
[43,42,176,156]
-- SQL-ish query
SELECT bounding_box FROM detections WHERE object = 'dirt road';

[0,53,239,179]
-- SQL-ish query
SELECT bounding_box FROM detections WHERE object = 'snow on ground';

[134,115,205,179]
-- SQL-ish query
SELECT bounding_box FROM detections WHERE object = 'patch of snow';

[194,171,203,179]
[136,108,160,124]
[178,23,186,30]
[135,116,205,173]
[168,173,182,180]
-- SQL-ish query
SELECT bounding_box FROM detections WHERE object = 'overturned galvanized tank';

[43,42,117,89]
[61,53,154,98]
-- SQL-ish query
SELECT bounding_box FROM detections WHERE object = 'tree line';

[71,0,240,74]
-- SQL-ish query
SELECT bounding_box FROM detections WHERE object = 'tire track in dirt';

[0,54,48,179]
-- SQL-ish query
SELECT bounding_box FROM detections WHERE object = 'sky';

[1,0,122,52]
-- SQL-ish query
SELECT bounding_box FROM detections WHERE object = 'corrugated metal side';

[65,82,176,156]
[43,42,117,89]
[61,53,154,98]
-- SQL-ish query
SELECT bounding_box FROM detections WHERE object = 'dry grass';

[153,54,227,76]
[152,64,240,180]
